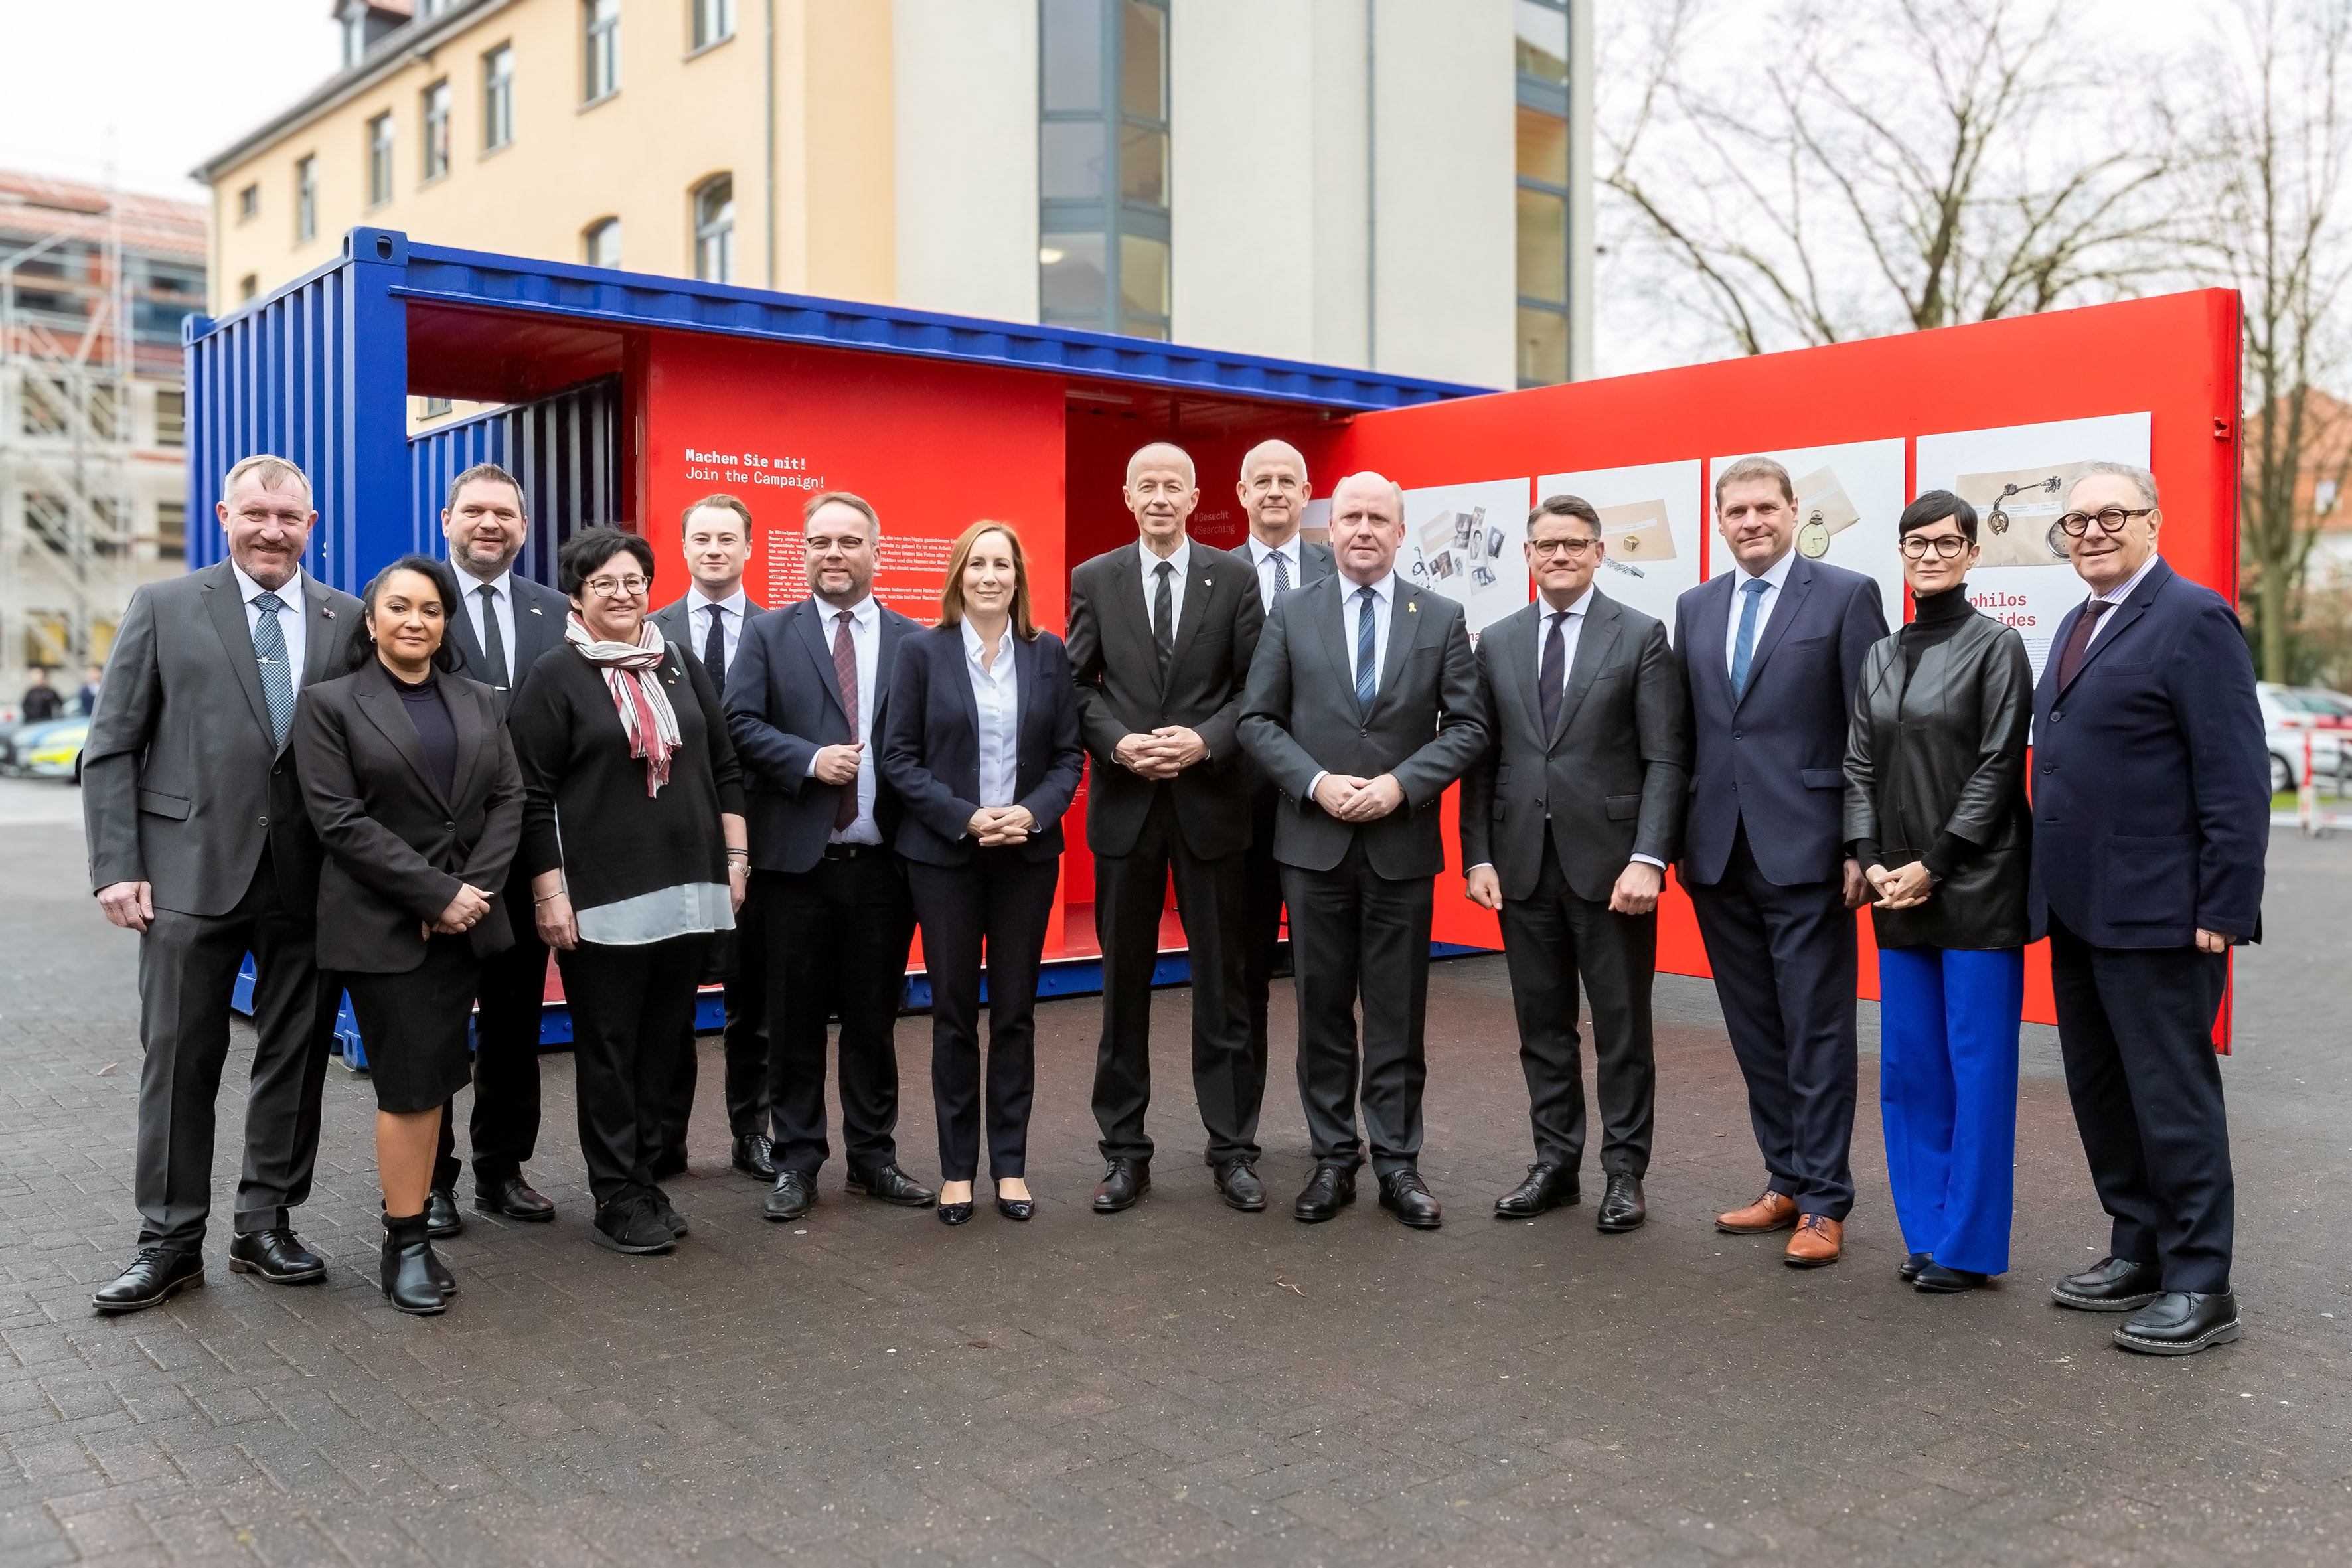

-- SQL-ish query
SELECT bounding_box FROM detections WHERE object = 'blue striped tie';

[1729,577,1768,702]
[1354,586,1379,716]
[251,590,295,749]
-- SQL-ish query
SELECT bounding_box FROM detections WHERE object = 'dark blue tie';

[251,590,294,749]
[1354,586,1379,716]
[1729,578,1768,701]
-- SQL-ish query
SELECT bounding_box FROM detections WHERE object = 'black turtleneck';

[1851,582,1978,881]
[387,665,457,801]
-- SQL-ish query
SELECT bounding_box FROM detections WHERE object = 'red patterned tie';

[832,611,860,831]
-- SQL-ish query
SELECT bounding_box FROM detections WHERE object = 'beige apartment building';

[198,0,1593,392]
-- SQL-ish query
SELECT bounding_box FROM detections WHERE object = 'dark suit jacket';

[292,660,526,973]
[1674,556,1887,887]
[445,570,570,711]
[83,562,361,918]
[1230,537,1333,802]
[651,588,767,683]
[726,596,921,873]
[1067,540,1264,860]
[1461,592,1689,903]
[2028,558,2268,948]
[880,625,1085,868]
[1237,573,1488,880]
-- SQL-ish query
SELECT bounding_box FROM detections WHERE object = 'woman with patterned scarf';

[509,527,749,1255]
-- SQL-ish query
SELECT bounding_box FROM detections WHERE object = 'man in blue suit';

[725,491,937,1223]
[1675,456,1886,1268]
[2032,462,2267,1356]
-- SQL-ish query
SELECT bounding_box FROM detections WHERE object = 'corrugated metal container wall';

[408,376,622,587]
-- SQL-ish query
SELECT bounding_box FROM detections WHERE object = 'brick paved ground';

[1,777,2346,1566]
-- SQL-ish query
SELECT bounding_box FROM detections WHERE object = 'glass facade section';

[1038,0,1170,339]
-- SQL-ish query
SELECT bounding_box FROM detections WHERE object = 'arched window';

[583,217,622,269]
[693,175,734,284]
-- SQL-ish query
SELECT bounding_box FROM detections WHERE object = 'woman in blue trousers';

[1843,490,2033,1293]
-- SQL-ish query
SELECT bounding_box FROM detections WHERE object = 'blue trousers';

[1877,945,2023,1275]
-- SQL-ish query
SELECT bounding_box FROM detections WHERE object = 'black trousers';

[1090,787,1259,1165]
[1237,780,1290,1137]
[1283,833,1434,1178]
[133,847,337,1249]
[657,876,772,1160]
[2047,913,2234,1294]
[761,854,916,1176]
[1499,826,1658,1177]
[908,850,1059,1182]
[557,935,705,1206]
[1687,823,1859,1218]
[435,858,548,1191]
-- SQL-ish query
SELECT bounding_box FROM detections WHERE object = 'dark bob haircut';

[557,526,657,596]
[1899,489,1980,543]
[349,554,469,674]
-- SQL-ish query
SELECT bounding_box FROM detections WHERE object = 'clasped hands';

[428,882,493,940]
[1312,771,1405,823]
[1863,860,1933,911]
[966,804,1036,847]
[1114,726,1209,780]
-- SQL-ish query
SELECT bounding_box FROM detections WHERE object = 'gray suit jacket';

[1460,592,1691,904]
[445,570,570,712]
[1238,572,1488,879]
[84,561,362,918]
[651,588,767,684]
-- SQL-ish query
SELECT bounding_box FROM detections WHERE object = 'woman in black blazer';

[293,554,524,1315]
[882,520,1083,1225]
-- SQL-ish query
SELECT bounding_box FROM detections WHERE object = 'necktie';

[1354,586,1379,716]
[832,610,860,831]
[2054,599,2114,690]
[702,603,727,689]
[475,583,509,693]
[1152,560,1176,682]
[250,591,294,750]
[1729,577,1768,701]
[1539,610,1569,737]
[1272,548,1291,597]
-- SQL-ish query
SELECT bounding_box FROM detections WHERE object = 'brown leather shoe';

[1783,1214,1843,1267]
[1715,1190,1798,1234]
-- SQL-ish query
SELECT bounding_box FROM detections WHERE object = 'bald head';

[1238,439,1312,548]
[1328,470,1405,585]
[1124,441,1200,557]
[1127,441,1196,485]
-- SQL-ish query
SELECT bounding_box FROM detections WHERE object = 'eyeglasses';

[582,574,649,599]
[2055,507,2154,537]
[1899,533,1971,560]
[1529,536,1601,558]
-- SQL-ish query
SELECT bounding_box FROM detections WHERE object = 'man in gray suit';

[1225,440,1333,1122]
[650,493,771,1181]
[84,453,361,1312]
[1239,470,1487,1229]
[1462,493,1690,1234]
[438,463,570,1228]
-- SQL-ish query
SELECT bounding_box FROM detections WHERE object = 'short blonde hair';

[224,453,312,503]
[937,520,1039,642]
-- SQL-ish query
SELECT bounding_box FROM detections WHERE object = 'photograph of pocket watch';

[1789,466,1862,560]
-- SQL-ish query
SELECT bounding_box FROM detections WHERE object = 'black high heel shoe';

[381,1212,447,1316]
[937,1200,975,1226]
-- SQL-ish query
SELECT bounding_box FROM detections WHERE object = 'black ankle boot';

[381,1212,447,1316]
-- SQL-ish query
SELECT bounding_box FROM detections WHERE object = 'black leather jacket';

[1842,602,2033,950]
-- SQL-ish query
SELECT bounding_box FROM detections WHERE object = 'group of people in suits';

[82,437,2267,1358]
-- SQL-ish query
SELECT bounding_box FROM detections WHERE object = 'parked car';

[21,718,88,781]
[2258,682,2345,793]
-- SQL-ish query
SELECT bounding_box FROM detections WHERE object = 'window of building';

[155,389,186,448]
[694,175,735,283]
[584,0,621,102]
[367,112,395,206]
[584,217,623,268]
[341,3,368,68]
[1038,0,1169,339]
[238,183,259,222]
[239,273,259,302]
[1514,0,1572,387]
[156,501,186,562]
[483,44,514,150]
[692,0,734,50]
[295,155,317,243]
[422,80,452,180]
[418,396,454,420]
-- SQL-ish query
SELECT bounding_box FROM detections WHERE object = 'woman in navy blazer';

[882,521,1083,1226]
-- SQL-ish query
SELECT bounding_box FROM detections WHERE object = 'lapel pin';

[321,607,335,619]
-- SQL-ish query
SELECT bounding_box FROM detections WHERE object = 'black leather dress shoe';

[2051,1255,2163,1312]
[649,1185,688,1238]
[1915,1262,1988,1293]
[1379,1168,1443,1229]
[1093,1158,1151,1214]
[1213,1160,1266,1212]
[475,1176,556,1222]
[847,1163,936,1206]
[732,1134,777,1180]
[1596,1174,1647,1233]
[92,1247,202,1314]
[1494,1162,1579,1218]
[424,1245,457,1296]
[763,1170,816,1221]
[1293,1162,1357,1223]
[2115,1291,2240,1356]
[424,1186,463,1239]
[228,1229,326,1284]
[937,1200,975,1227]
[651,1147,688,1181]
[1899,1252,1932,1283]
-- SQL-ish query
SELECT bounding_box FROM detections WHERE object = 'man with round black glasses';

[2029,461,2268,1356]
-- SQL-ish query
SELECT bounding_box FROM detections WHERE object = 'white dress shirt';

[1245,534,1306,612]
[805,595,882,846]
[1141,536,1192,637]
[963,619,1021,812]
[1722,546,1799,680]
[229,562,309,695]
[1307,571,1398,802]
[2080,551,2163,653]
[688,585,751,674]
[458,566,518,686]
